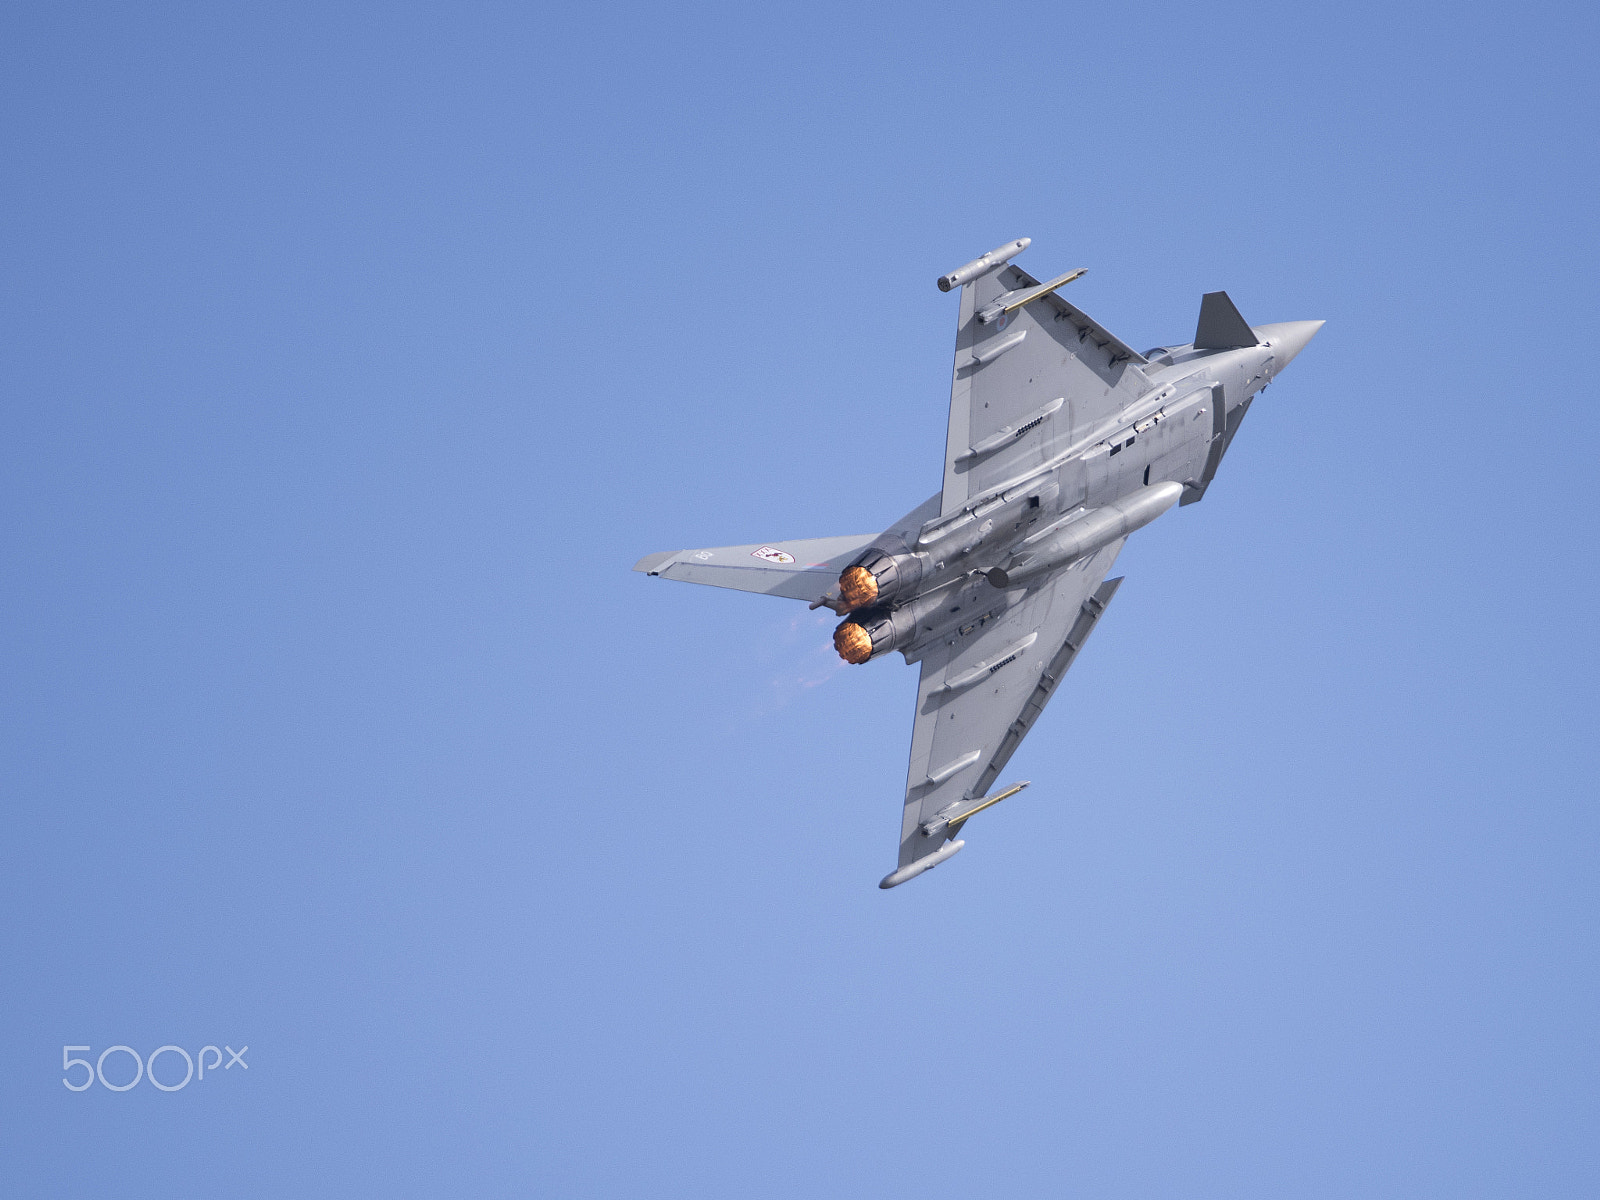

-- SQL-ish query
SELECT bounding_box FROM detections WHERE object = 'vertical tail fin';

[1194,291,1259,349]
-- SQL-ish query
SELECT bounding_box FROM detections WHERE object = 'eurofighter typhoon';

[635,239,1322,888]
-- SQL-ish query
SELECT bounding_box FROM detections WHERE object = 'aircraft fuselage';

[829,321,1322,667]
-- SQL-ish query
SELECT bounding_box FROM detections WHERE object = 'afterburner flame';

[838,565,879,610]
[833,620,874,664]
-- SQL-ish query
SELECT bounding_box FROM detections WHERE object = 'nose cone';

[1253,320,1324,370]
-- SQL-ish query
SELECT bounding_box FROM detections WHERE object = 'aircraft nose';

[1253,320,1324,370]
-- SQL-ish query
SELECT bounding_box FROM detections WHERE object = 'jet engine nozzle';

[833,601,925,665]
[838,566,879,610]
[833,620,876,665]
[838,548,925,612]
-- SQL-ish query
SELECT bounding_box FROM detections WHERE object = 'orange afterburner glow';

[838,565,879,610]
[833,621,873,664]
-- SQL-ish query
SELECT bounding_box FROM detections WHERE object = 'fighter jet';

[635,239,1322,888]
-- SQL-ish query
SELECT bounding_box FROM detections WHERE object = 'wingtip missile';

[880,782,1028,888]
[879,839,964,889]
[937,238,1030,292]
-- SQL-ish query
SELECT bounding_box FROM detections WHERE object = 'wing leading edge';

[632,534,879,602]
[939,259,1151,519]
[886,541,1126,886]
[634,495,940,604]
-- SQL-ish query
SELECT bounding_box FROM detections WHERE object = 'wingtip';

[633,551,676,576]
[878,839,965,888]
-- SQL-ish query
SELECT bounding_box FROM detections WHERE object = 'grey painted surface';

[635,241,1322,885]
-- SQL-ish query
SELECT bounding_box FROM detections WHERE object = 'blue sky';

[2,2,1597,1196]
